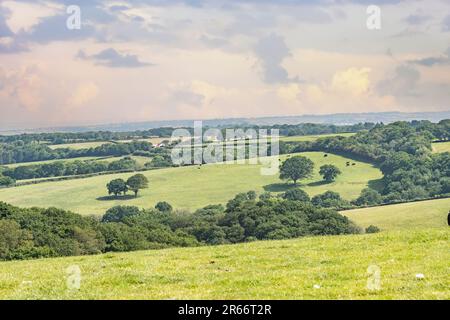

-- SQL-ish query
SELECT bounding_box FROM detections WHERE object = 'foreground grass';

[343,198,450,231]
[0,152,382,215]
[0,228,447,300]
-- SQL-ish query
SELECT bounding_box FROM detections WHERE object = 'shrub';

[102,206,141,223]
[155,201,173,212]
[282,188,310,202]
[365,225,381,234]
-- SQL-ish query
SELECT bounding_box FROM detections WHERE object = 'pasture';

[2,157,101,168]
[48,137,169,150]
[342,198,450,231]
[0,152,382,215]
[432,141,450,153]
[0,227,447,300]
[279,132,355,142]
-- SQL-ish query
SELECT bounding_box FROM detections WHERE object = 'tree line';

[0,157,141,182]
[0,140,162,165]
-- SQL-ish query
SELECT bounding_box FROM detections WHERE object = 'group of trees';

[0,190,361,261]
[269,122,376,137]
[1,157,139,181]
[107,174,149,198]
[0,140,157,166]
[279,156,342,185]
[0,128,175,145]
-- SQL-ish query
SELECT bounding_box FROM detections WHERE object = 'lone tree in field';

[127,174,149,198]
[319,164,342,182]
[279,156,314,185]
[107,178,128,197]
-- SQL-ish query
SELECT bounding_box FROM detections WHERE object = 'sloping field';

[2,157,101,168]
[280,133,355,142]
[0,152,382,215]
[48,137,168,150]
[0,228,447,300]
[432,141,450,153]
[342,198,450,231]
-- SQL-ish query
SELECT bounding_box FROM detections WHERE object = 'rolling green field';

[0,227,447,300]
[343,198,450,231]
[280,132,355,142]
[48,137,168,150]
[48,141,112,150]
[0,152,382,215]
[432,141,450,153]
[3,157,101,168]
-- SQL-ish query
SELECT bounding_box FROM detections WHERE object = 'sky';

[0,0,450,129]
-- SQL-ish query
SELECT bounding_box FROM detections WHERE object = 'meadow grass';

[432,141,450,153]
[48,137,169,150]
[48,141,112,150]
[0,227,447,300]
[279,132,355,142]
[0,152,382,215]
[342,198,450,231]
[3,157,101,168]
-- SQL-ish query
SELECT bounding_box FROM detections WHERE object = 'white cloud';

[1,1,61,33]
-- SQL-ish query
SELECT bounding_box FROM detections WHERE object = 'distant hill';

[2,111,450,134]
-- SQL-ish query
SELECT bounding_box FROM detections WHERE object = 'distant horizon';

[2,110,450,134]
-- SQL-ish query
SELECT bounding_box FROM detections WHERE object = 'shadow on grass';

[96,195,137,201]
[263,183,296,192]
[264,180,330,192]
[306,180,330,187]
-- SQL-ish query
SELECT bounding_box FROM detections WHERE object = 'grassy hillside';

[280,132,355,142]
[3,157,101,168]
[0,152,382,215]
[343,198,450,231]
[48,141,111,150]
[432,141,450,153]
[48,137,168,150]
[0,227,447,300]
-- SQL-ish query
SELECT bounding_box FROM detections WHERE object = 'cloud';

[1,1,60,33]
[77,48,153,68]
[67,82,99,107]
[0,6,13,37]
[377,65,421,97]
[254,34,293,84]
[443,15,450,32]
[404,14,432,26]
[277,83,301,102]
[0,65,44,111]
[332,68,371,96]
[408,47,450,67]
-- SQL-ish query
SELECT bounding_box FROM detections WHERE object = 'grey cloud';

[404,14,432,26]
[377,65,421,97]
[443,15,450,32]
[0,7,13,38]
[0,7,28,54]
[172,90,205,106]
[77,48,153,68]
[408,47,450,67]
[254,34,293,84]
[109,5,131,12]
